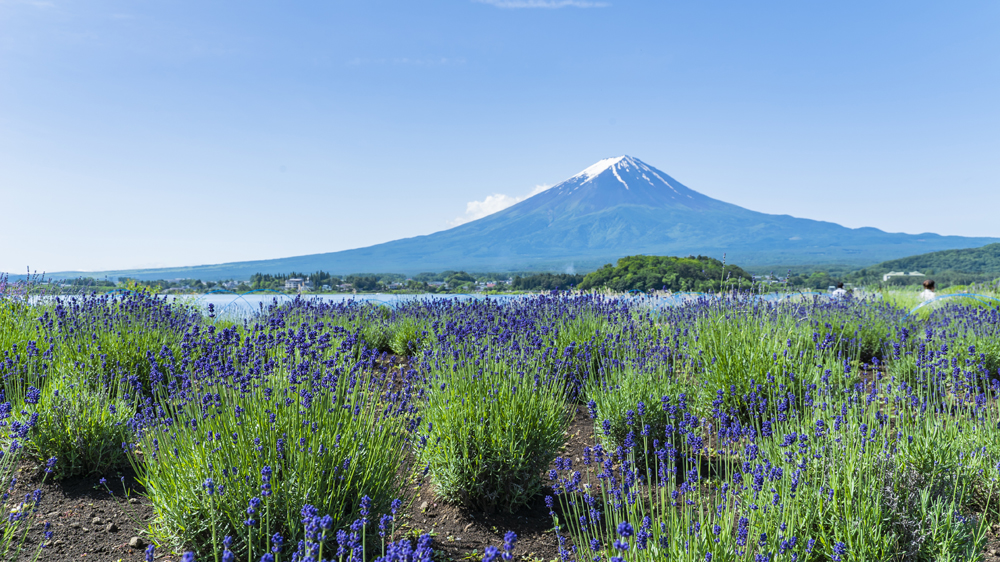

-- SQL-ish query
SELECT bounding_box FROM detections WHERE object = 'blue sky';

[1,0,998,273]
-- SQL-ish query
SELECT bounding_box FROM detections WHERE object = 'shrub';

[692,308,812,404]
[388,317,428,356]
[360,321,393,353]
[585,360,700,469]
[418,356,570,512]
[134,357,414,558]
[27,380,134,479]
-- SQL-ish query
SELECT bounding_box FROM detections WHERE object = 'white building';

[284,278,313,291]
[882,271,925,282]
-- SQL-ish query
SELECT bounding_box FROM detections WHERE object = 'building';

[882,271,925,282]
[284,278,313,291]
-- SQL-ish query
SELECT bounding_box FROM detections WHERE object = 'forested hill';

[869,243,1000,275]
[578,255,753,292]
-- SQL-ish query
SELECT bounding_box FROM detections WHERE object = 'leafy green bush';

[388,317,428,356]
[136,366,412,557]
[27,381,134,479]
[358,315,429,356]
[418,356,570,512]
[360,321,393,353]
[693,310,817,405]
[585,361,700,467]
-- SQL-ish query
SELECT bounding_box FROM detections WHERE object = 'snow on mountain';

[523,155,725,216]
[572,156,626,182]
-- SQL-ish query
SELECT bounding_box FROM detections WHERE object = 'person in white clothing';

[919,279,937,301]
[831,282,848,299]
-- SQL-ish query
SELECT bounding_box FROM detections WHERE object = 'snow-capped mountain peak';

[543,155,715,210]
[569,155,669,191]
[573,156,627,181]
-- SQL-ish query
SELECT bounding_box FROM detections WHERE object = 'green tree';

[578,255,752,293]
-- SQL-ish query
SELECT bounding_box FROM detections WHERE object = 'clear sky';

[1,0,998,274]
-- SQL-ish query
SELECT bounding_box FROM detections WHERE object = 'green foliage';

[418,356,570,513]
[585,361,700,463]
[356,307,429,356]
[388,317,429,356]
[345,275,380,291]
[27,381,134,479]
[691,306,846,407]
[137,367,411,557]
[445,271,475,285]
[915,491,982,561]
[783,270,841,289]
[871,243,1000,275]
[578,255,753,293]
[360,321,393,353]
[0,299,40,364]
[551,311,606,351]
[511,273,585,291]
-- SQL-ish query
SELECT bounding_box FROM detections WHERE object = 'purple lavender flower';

[502,530,517,560]
[483,545,500,562]
[271,532,284,552]
[25,386,41,405]
[832,541,847,561]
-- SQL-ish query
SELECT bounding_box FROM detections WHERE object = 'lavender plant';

[26,377,134,478]
[417,348,571,512]
[130,316,418,558]
[547,294,1000,562]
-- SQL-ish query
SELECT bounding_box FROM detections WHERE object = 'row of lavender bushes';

[3,273,1000,561]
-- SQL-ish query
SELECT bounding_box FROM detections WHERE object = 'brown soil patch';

[6,463,155,561]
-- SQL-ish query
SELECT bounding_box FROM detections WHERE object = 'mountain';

[862,243,1000,277]
[44,156,999,281]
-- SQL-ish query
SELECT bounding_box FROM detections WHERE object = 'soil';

[6,464,155,562]
[987,532,1000,560]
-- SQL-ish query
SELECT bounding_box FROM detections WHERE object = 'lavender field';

[2,279,1000,562]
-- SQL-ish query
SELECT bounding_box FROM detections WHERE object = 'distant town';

[21,243,1000,297]
[34,270,586,295]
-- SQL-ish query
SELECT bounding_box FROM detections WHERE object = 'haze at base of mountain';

[35,156,999,282]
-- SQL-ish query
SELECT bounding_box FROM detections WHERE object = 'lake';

[27,290,845,318]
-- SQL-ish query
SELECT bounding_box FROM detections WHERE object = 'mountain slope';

[864,243,1000,275]
[44,156,999,281]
